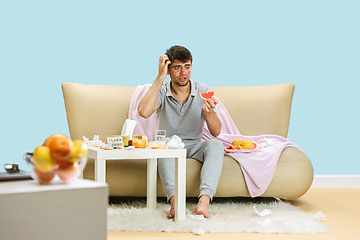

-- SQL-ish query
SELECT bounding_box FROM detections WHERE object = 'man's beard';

[173,78,190,87]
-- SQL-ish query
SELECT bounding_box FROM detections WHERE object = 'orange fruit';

[43,134,73,164]
[132,139,142,148]
[231,138,245,149]
[133,138,148,148]
[43,134,63,147]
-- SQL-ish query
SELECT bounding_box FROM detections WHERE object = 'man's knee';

[201,139,224,164]
[206,139,224,152]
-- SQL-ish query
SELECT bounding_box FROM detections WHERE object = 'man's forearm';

[138,55,170,118]
[204,111,221,137]
[137,77,163,118]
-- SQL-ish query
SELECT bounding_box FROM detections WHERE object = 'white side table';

[0,179,108,240]
[88,146,187,222]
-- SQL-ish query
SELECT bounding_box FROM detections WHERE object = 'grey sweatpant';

[158,139,224,202]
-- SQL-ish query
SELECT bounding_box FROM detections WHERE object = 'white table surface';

[88,146,187,222]
[0,178,107,194]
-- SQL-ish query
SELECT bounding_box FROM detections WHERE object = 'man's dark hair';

[165,45,193,63]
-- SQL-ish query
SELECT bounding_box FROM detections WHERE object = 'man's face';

[168,59,192,87]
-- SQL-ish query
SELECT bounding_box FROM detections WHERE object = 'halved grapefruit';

[200,91,215,100]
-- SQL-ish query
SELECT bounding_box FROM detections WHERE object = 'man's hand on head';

[158,55,171,80]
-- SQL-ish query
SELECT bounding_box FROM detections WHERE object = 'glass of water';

[155,130,166,145]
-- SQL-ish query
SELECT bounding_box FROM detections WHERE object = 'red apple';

[56,162,79,182]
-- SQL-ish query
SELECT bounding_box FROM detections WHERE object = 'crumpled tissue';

[313,211,327,221]
[193,228,205,235]
[253,205,272,217]
[258,137,276,149]
[166,135,185,149]
[121,119,137,137]
[83,135,103,146]
[254,206,273,226]
[264,137,275,146]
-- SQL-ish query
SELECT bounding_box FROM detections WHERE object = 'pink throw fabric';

[201,100,303,197]
[128,84,303,198]
[128,84,157,141]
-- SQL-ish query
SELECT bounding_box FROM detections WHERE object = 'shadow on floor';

[108,196,280,206]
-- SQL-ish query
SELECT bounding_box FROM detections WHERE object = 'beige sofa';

[62,82,313,200]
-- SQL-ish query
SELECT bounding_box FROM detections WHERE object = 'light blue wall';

[1,1,359,174]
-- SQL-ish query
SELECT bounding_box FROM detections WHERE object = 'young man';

[138,45,224,218]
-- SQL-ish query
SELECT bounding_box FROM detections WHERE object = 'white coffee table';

[88,146,187,221]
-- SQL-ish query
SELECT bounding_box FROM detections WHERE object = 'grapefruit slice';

[200,91,215,100]
[224,145,235,151]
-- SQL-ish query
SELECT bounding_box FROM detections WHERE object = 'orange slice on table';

[133,138,148,148]
[150,143,161,149]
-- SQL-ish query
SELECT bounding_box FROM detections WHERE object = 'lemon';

[69,140,89,163]
[32,146,56,173]
[241,141,254,149]
[241,141,251,146]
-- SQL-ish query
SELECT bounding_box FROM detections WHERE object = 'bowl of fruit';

[23,134,89,184]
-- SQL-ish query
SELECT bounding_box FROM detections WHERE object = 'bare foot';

[193,195,211,218]
[167,196,175,219]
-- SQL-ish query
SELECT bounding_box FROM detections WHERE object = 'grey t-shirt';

[156,80,211,143]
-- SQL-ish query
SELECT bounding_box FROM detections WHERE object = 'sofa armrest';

[62,82,136,142]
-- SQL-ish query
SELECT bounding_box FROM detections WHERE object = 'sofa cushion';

[83,146,312,200]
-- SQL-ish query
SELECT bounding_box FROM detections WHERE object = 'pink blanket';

[201,100,303,197]
[128,84,303,198]
[128,84,157,141]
